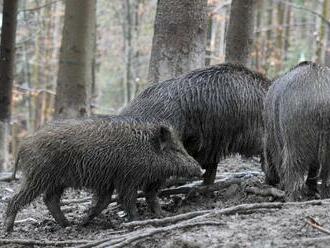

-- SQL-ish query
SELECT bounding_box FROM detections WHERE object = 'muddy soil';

[0,156,329,248]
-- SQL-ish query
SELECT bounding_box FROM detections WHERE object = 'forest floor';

[0,156,330,248]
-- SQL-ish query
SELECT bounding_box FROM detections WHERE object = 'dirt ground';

[1,155,330,248]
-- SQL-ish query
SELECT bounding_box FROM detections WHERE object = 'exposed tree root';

[245,186,285,199]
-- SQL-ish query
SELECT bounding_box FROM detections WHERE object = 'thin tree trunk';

[0,0,18,171]
[325,23,330,66]
[148,0,208,83]
[283,0,292,60]
[225,0,257,65]
[122,0,133,104]
[275,2,285,71]
[54,0,96,119]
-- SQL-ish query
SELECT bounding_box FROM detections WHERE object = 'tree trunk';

[323,0,330,66]
[283,0,292,61]
[275,2,285,71]
[316,0,329,63]
[148,0,208,83]
[325,23,330,66]
[54,0,96,119]
[225,0,257,65]
[0,0,18,171]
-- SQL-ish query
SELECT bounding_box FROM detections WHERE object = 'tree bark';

[148,0,208,83]
[54,0,96,119]
[324,0,330,66]
[225,0,256,66]
[0,0,18,171]
[316,0,329,63]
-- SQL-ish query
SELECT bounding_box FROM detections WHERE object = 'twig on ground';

[14,217,38,224]
[61,197,93,205]
[0,176,18,182]
[245,186,285,199]
[306,216,330,235]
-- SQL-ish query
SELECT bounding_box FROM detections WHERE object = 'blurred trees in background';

[0,0,330,170]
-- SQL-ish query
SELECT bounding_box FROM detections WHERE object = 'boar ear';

[158,125,172,151]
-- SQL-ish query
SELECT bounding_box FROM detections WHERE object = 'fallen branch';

[165,171,262,188]
[122,199,330,229]
[159,177,247,197]
[123,210,210,228]
[245,186,285,199]
[75,237,126,248]
[306,216,330,235]
[104,221,224,248]
[0,238,89,247]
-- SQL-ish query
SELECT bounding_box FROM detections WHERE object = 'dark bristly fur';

[4,116,201,232]
[121,63,270,184]
[263,61,330,200]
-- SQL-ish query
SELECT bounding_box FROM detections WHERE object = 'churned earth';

[0,156,329,248]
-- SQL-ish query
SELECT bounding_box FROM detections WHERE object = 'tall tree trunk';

[225,0,256,65]
[316,0,329,63]
[323,0,330,66]
[148,0,208,83]
[0,0,18,171]
[54,0,96,119]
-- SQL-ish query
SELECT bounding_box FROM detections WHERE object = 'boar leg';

[282,150,307,201]
[305,162,320,199]
[144,181,162,217]
[43,187,69,227]
[123,189,138,221]
[203,163,218,185]
[4,182,43,232]
[81,187,114,226]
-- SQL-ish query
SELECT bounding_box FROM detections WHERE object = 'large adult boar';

[4,117,201,232]
[263,61,330,200]
[121,63,270,184]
